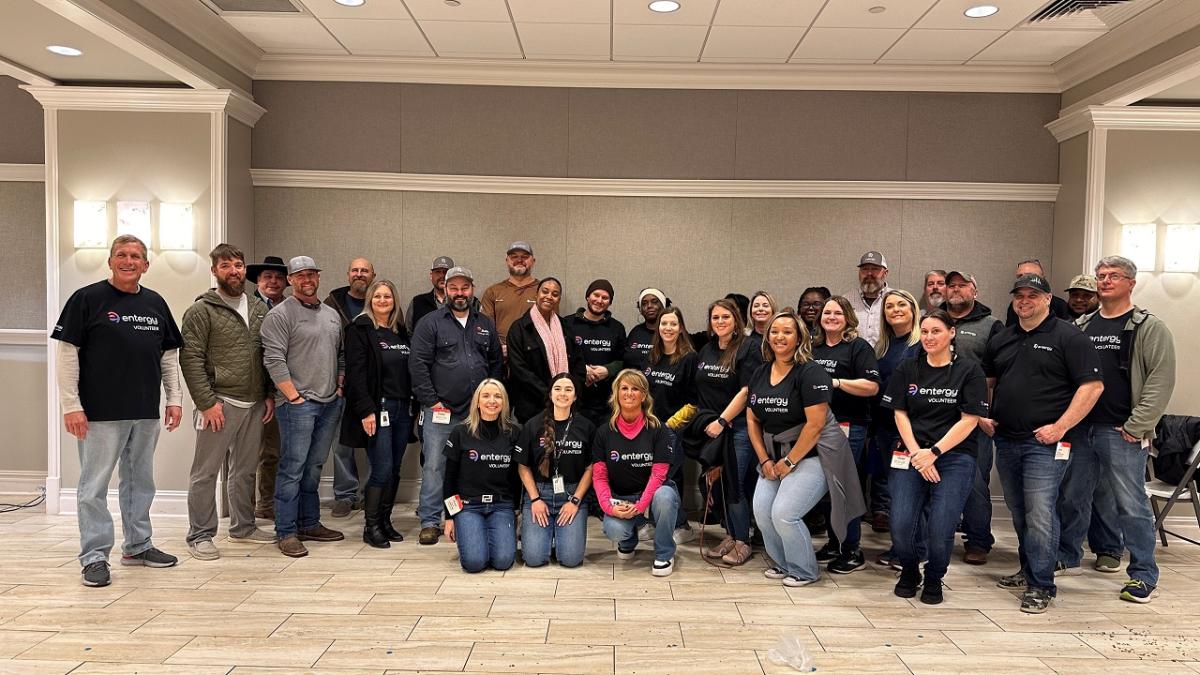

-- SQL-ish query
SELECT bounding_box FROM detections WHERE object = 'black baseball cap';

[1011,273,1051,294]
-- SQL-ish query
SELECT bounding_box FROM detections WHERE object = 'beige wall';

[0,181,46,329]
[0,76,43,164]
[227,120,254,260]
[1051,134,1089,294]
[0,346,47,474]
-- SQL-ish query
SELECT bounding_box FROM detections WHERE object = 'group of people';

[54,236,1176,617]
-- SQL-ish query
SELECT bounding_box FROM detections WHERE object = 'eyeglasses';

[1095,273,1130,282]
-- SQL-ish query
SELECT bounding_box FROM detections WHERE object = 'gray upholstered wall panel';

[227,120,254,260]
[0,181,47,328]
[0,76,44,164]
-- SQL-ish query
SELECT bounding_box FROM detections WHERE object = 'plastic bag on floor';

[768,633,816,672]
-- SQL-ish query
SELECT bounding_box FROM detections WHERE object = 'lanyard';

[550,415,572,477]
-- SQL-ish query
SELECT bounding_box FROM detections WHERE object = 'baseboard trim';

[0,471,47,496]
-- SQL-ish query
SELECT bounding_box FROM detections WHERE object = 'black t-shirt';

[52,280,183,421]
[374,326,412,400]
[562,312,626,413]
[812,338,881,424]
[645,351,697,421]
[692,339,760,413]
[984,315,1103,440]
[592,423,672,496]
[747,360,834,435]
[624,324,656,370]
[1084,310,1134,425]
[882,357,990,455]
[515,412,596,484]
[443,421,523,502]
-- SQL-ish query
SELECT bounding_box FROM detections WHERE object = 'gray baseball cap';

[507,241,533,255]
[287,256,320,274]
[431,256,454,270]
[945,270,976,286]
[858,250,888,268]
[445,266,473,282]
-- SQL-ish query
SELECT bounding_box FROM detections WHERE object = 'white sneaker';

[763,566,788,580]
[616,547,636,561]
[672,525,695,545]
[1054,562,1083,577]
[187,539,220,561]
[637,524,654,541]
[229,528,277,544]
[652,557,675,577]
[783,574,820,587]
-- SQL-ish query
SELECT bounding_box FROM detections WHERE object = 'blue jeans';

[1088,479,1124,558]
[890,451,975,584]
[275,397,344,538]
[995,436,1068,593]
[724,417,756,542]
[960,433,996,552]
[602,484,680,561]
[418,406,465,528]
[76,419,161,566]
[869,427,894,515]
[454,502,516,573]
[330,401,360,502]
[521,482,589,567]
[753,456,827,581]
[1057,424,1158,585]
[365,398,412,487]
[828,423,867,553]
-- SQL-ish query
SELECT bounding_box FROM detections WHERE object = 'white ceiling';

[204,0,1159,66]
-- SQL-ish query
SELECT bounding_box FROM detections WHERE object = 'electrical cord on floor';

[0,485,47,513]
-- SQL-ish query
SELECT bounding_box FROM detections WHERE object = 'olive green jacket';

[180,290,272,411]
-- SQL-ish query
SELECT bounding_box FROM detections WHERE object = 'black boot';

[894,564,922,598]
[362,485,390,549]
[379,475,404,542]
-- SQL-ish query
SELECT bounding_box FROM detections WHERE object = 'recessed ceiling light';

[46,45,82,57]
[649,1,680,13]
[868,5,886,13]
[964,4,999,18]
[333,0,365,7]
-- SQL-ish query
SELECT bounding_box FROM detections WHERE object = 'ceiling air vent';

[202,0,303,13]
[1030,0,1132,22]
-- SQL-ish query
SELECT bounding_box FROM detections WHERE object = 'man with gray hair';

[1056,255,1176,604]
[847,250,891,346]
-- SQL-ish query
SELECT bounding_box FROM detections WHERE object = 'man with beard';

[919,269,947,314]
[247,255,288,519]
[1065,274,1099,319]
[482,241,538,347]
[1005,259,1072,326]
[847,251,892,346]
[409,266,503,544]
[944,271,1002,565]
[624,288,667,370]
[181,244,277,560]
[563,279,627,426]
[407,255,455,332]
[324,258,376,517]
[261,256,347,558]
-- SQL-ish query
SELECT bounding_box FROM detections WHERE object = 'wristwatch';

[930,445,943,457]
[717,417,730,429]
[568,495,582,506]
[781,456,795,469]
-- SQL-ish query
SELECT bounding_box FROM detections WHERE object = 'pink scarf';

[530,308,569,377]
[616,413,646,440]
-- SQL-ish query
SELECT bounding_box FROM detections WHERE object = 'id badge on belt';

[890,450,911,470]
[1055,442,1071,461]
[431,404,451,425]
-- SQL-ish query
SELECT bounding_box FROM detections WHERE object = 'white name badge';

[194,410,205,431]
[890,451,911,470]
[432,405,452,425]
[1055,442,1071,461]
[380,410,390,427]
[552,475,566,494]
[444,495,463,516]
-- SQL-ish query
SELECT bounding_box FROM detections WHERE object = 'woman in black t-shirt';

[646,307,697,539]
[747,311,863,587]
[341,280,413,549]
[516,373,596,568]
[882,310,988,605]
[442,379,524,573]
[811,296,880,574]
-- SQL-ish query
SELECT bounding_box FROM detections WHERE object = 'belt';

[463,494,496,504]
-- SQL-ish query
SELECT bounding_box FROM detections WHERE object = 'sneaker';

[1094,554,1122,573]
[894,568,921,598]
[998,570,1027,589]
[254,506,275,520]
[277,535,308,558]
[672,524,695,545]
[121,547,177,568]
[637,523,654,542]
[228,528,277,544]
[920,579,944,605]
[705,535,735,559]
[963,546,989,566]
[1054,561,1083,577]
[330,499,353,518]
[419,526,440,545]
[1020,588,1053,614]
[652,557,675,577]
[871,511,890,533]
[721,541,752,566]
[1120,579,1158,604]
[828,549,866,575]
[81,561,110,587]
[763,566,788,580]
[187,539,220,561]
[815,541,840,563]
[298,524,344,542]
[876,550,902,571]
[783,574,820,587]
[616,547,636,561]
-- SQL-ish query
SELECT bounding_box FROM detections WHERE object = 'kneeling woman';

[592,369,680,577]
[443,379,523,573]
[882,310,987,604]
[517,373,595,567]
[748,311,865,587]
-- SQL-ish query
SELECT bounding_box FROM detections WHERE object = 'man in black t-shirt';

[624,289,666,370]
[983,273,1103,615]
[1004,259,1072,326]
[52,236,185,588]
[563,280,626,426]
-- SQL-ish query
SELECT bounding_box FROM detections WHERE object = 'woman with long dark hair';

[506,277,585,422]
[646,306,697,542]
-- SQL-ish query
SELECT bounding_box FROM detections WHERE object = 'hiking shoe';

[783,574,820,587]
[721,541,752,566]
[1094,554,1122,573]
[616,546,636,561]
[705,535,735,559]
[298,524,344,542]
[815,541,840,563]
[637,523,654,541]
[81,561,110,587]
[920,579,944,605]
[828,549,866,574]
[121,547,177,568]
[672,524,695,545]
[330,499,353,518]
[871,511,890,533]
[763,566,788,580]
[1020,588,1053,614]
[229,528,277,544]
[1054,561,1083,577]
[1120,579,1158,604]
[187,539,220,561]
[419,526,440,545]
[963,546,988,565]
[894,567,921,598]
[998,570,1027,589]
[652,557,675,577]
[278,535,307,558]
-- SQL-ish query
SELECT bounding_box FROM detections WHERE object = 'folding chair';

[1146,438,1200,546]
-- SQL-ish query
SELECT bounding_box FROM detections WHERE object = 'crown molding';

[132,0,263,79]
[250,168,1060,202]
[0,56,56,87]
[19,86,266,127]
[1048,104,1200,141]
[1060,38,1200,114]
[0,164,45,182]
[254,55,1062,93]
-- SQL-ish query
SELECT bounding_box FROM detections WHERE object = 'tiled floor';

[2,503,1200,674]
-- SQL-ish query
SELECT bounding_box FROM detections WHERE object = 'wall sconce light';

[159,202,194,251]
[73,200,108,249]
[1164,224,1200,273]
[1121,223,1157,272]
[116,201,151,245]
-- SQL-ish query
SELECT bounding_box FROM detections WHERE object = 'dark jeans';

[364,398,411,487]
[667,429,688,529]
[724,417,757,542]
[1088,482,1124,558]
[828,423,867,553]
[995,436,1068,594]
[960,433,996,552]
[868,426,893,515]
[454,502,516,573]
[275,397,344,538]
[521,481,589,567]
[876,428,927,560]
[890,451,975,584]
